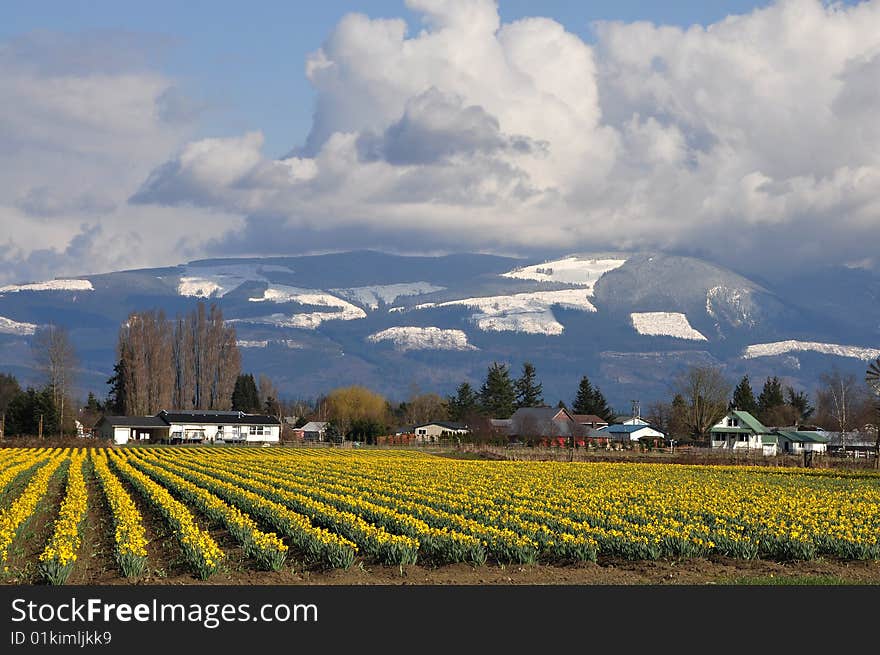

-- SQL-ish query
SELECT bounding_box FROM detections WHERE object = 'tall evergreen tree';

[785,387,815,424]
[572,376,595,414]
[731,375,758,414]
[514,362,544,408]
[590,386,615,423]
[447,382,479,422]
[479,362,516,419]
[757,376,785,419]
[231,374,261,413]
[105,359,127,415]
[572,376,614,421]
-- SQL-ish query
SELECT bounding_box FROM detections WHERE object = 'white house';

[599,423,664,442]
[710,410,774,454]
[95,410,281,445]
[159,410,280,444]
[709,410,829,456]
[412,421,469,443]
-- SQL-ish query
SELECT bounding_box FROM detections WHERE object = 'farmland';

[1,447,879,585]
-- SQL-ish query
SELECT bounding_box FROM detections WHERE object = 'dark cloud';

[357,87,546,165]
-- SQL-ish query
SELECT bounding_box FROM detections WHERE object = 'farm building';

[412,421,469,443]
[300,421,330,442]
[508,407,585,446]
[773,430,829,455]
[94,415,169,445]
[598,423,665,443]
[94,409,281,445]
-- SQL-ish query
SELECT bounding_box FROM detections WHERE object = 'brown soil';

[115,472,191,582]
[40,555,876,586]
[66,461,123,584]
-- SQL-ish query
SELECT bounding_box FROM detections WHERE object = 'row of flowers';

[126,451,357,569]
[39,451,88,584]
[124,454,288,571]
[0,449,52,497]
[0,453,66,566]
[107,451,223,579]
[91,450,148,577]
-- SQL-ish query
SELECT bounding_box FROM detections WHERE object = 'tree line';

[646,365,880,446]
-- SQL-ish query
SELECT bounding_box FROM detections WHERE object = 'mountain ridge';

[1,250,877,408]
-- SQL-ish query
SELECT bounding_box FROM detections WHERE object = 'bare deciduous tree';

[816,368,862,452]
[118,302,240,414]
[401,392,449,425]
[672,365,732,442]
[32,324,77,437]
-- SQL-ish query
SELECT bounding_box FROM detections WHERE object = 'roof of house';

[490,418,512,428]
[730,410,770,434]
[775,430,830,444]
[412,421,468,431]
[508,407,578,437]
[301,421,328,432]
[604,424,662,434]
[160,410,280,425]
[96,415,169,429]
[615,416,649,425]
[571,414,608,424]
[511,407,573,423]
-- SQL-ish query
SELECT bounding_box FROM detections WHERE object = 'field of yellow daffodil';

[0,447,878,583]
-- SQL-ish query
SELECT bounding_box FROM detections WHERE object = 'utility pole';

[38,413,43,439]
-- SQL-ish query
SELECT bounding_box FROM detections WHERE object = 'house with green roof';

[773,429,829,455]
[710,410,777,455]
[710,410,829,456]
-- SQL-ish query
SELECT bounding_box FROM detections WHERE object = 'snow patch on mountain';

[178,264,263,297]
[0,316,38,335]
[236,286,367,329]
[333,282,445,310]
[367,327,477,352]
[413,289,598,335]
[0,279,93,294]
[706,286,756,328]
[237,339,303,349]
[630,312,707,341]
[249,285,365,315]
[177,263,294,298]
[502,256,626,286]
[743,341,880,361]
[178,277,224,298]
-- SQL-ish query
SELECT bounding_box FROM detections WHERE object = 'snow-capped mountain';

[1,250,877,407]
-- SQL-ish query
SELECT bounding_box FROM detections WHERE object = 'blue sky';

[4,0,784,158]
